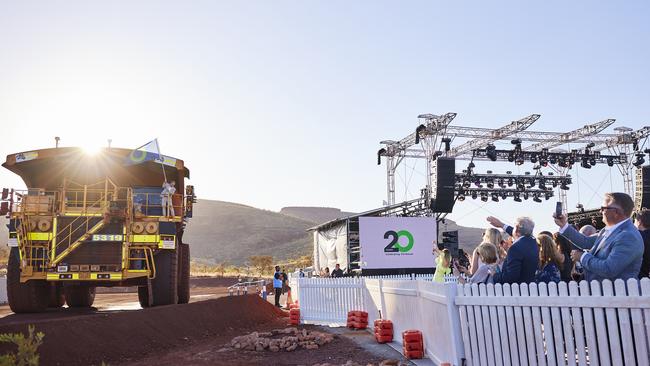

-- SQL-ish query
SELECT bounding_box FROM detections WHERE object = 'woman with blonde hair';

[456,242,499,284]
[535,234,561,283]
[470,228,503,275]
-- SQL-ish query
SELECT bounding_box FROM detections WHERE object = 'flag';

[124,139,162,166]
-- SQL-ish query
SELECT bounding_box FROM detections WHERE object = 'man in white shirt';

[554,192,643,282]
[161,181,176,217]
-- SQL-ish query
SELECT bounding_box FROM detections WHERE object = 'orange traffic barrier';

[402,330,424,359]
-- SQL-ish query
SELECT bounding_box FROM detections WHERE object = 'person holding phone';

[554,192,643,281]
[486,216,539,284]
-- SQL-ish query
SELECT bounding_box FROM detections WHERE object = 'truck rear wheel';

[6,247,49,313]
[151,249,178,305]
[48,283,66,308]
[137,286,150,308]
[177,243,190,304]
[64,285,96,307]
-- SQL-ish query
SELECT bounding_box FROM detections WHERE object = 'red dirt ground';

[0,278,388,366]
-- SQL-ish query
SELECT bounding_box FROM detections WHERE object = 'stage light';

[523,192,529,200]
[560,182,570,190]
[513,193,522,202]
[471,192,477,199]
[468,162,476,169]
[633,153,645,167]
[580,157,591,169]
[487,180,494,189]
[533,194,542,203]
[549,156,557,164]
[589,157,596,166]
[507,178,514,187]
[515,156,525,165]
[486,144,497,161]
[530,154,538,164]
[544,192,552,200]
[538,179,546,190]
[501,192,508,200]
[463,180,471,189]
[558,159,568,168]
[481,193,488,202]
[458,194,465,202]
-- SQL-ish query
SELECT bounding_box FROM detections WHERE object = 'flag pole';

[155,138,168,183]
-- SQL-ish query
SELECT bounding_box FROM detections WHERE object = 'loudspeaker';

[430,157,456,213]
[635,166,650,210]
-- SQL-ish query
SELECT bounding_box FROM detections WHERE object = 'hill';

[184,200,315,265]
[280,207,355,225]
[0,202,489,267]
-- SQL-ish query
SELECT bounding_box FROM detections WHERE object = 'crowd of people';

[433,192,650,285]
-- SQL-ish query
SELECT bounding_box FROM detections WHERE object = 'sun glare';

[82,144,102,156]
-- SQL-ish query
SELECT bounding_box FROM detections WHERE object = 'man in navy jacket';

[486,216,539,284]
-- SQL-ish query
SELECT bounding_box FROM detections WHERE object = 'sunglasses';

[600,206,620,212]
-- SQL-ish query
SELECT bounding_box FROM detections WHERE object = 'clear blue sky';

[1,1,649,232]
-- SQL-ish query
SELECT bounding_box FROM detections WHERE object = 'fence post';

[445,282,465,365]
[378,279,386,318]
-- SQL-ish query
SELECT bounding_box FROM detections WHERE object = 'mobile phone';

[555,202,563,218]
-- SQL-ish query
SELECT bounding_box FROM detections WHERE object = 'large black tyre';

[64,285,96,307]
[6,247,49,313]
[48,283,66,308]
[151,249,178,305]
[177,243,190,304]
[137,286,150,308]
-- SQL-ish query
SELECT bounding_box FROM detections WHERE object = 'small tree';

[215,262,227,277]
[249,255,273,277]
[0,325,44,366]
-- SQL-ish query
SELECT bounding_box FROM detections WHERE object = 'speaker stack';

[430,157,456,213]
[635,166,650,211]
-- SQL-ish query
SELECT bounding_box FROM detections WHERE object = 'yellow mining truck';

[1,147,196,313]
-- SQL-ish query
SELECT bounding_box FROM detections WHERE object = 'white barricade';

[293,276,650,366]
[456,278,650,366]
[297,277,364,326]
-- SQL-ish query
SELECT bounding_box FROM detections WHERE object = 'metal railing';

[228,280,266,296]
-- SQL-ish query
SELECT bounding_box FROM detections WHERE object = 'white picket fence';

[292,277,650,366]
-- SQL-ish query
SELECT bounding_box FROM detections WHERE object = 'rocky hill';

[279,207,355,225]
[0,201,488,266]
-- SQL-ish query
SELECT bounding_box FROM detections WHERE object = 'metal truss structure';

[378,112,650,215]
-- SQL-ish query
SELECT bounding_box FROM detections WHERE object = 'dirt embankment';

[0,295,285,366]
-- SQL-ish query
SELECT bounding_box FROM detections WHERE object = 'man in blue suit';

[486,216,539,284]
[556,192,643,282]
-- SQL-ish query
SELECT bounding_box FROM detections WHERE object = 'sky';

[1,1,649,233]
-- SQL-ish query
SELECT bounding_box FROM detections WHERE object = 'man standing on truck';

[273,266,283,307]
[161,181,176,217]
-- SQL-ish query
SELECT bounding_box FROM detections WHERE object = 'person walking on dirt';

[273,266,283,307]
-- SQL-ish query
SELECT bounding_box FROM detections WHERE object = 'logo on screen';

[383,230,414,253]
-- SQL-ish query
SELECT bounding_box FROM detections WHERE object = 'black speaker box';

[430,157,456,212]
[635,166,650,210]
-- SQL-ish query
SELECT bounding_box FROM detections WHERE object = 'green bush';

[0,325,44,366]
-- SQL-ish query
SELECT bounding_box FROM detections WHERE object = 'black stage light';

[507,178,514,187]
[501,192,508,200]
[538,179,546,190]
[530,154,538,164]
[486,144,497,161]
[533,194,542,203]
[463,180,471,189]
[589,157,596,166]
[487,181,494,189]
[580,157,591,169]
[549,156,557,165]
[607,158,614,167]
[481,193,488,202]
[515,156,525,165]
[560,182,570,190]
[458,195,465,202]
[471,191,478,199]
[513,193,522,202]
[558,159,568,168]
[633,153,646,167]
[523,192,529,200]
[491,194,499,202]
[545,192,552,200]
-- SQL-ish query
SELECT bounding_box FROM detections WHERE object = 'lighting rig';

[454,165,572,203]
[476,139,627,168]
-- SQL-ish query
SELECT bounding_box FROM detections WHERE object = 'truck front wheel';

[151,249,178,305]
[6,247,49,313]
